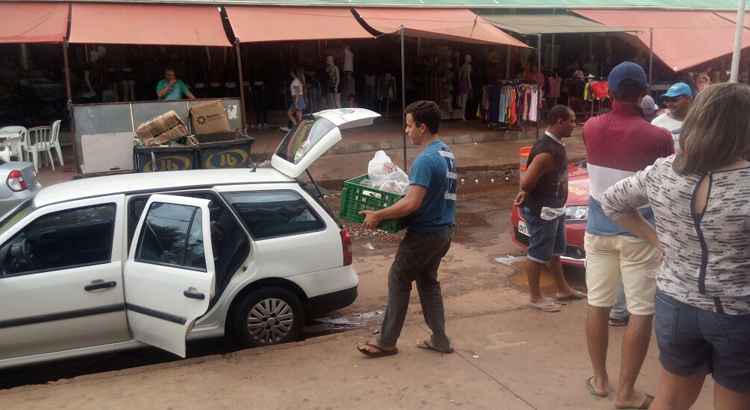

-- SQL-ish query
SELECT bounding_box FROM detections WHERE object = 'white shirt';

[290,78,303,97]
[651,112,683,153]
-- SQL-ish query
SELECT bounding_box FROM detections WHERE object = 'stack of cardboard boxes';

[135,100,232,147]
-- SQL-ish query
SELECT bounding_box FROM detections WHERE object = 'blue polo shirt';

[405,139,457,232]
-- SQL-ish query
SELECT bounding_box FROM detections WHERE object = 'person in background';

[600,82,750,410]
[582,62,674,409]
[609,285,630,327]
[524,63,546,92]
[283,69,305,132]
[357,101,457,358]
[695,72,711,93]
[513,105,586,312]
[639,93,658,122]
[652,82,693,153]
[156,68,195,101]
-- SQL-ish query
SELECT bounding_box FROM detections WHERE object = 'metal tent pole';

[537,33,542,71]
[505,45,511,79]
[234,41,247,131]
[649,28,654,85]
[730,0,746,82]
[63,41,80,173]
[401,25,407,170]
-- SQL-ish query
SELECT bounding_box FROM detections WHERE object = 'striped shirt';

[601,156,750,315]
[583,102,674,236]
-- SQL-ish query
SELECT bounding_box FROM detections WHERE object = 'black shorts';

[655,290,750,393]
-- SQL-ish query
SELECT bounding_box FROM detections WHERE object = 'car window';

[223,190,325,240]
[0,204,116,277]
[136,202,206,271]
[0,200,35,237]
[276,117,336,164]
[128,192,249,296]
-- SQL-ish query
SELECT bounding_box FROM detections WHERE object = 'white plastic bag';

[367,150,409,195]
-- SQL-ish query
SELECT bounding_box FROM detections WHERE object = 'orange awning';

[354,8,528,48]
[0,2,69,44]
[575,10,750,72]
[69,3,231,47]
[226,6,373,43]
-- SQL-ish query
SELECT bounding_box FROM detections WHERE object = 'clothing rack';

[480,80,542,137]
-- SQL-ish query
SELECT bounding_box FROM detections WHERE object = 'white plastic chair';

[49,120,64,167]
[27,125,57,172]
[0,126,27,162]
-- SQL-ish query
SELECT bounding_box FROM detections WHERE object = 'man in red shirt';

[583,62,674,409]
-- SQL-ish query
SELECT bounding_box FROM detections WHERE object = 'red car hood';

[567,164,589,206]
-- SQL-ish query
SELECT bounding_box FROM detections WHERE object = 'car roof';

[34,168,294,208]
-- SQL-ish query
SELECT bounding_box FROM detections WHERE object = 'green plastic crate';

[339,175,404,233]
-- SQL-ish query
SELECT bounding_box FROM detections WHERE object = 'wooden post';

[63,41,80,174]
[234,41,247,131]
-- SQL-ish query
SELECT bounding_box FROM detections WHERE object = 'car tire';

[230,287,305,348]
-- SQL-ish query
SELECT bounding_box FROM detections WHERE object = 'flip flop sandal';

[556,290,587,302]
[615,394,655,410]
[357,342,398,358]
[417,339,454,354]
[586,376,608,398]
[528,301,562,312]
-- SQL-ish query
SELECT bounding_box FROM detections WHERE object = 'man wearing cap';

[582,62,673,409]
[652,82,693,153]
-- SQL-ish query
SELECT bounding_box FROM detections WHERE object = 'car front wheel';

[230,287,305,348]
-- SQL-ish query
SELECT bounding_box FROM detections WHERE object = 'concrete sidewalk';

[0,302,713,410]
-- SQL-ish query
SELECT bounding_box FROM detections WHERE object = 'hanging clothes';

[481,82,540,127]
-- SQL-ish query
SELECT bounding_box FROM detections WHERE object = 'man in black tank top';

[513,105,586,312]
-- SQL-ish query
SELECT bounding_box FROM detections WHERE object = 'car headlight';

[565,206,588,221]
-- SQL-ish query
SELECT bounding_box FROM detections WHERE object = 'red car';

[510,163,589,268]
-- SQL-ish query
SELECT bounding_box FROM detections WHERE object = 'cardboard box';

[143,124,189,147]
[135,111,184,141]
[190,100,231,135]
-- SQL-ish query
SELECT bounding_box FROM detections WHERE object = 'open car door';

[272,108,381,179]
[124,194,215,358]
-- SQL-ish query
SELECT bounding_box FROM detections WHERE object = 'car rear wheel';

[230,287,305,348]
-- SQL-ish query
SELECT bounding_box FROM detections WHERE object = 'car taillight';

[7,170,28,192]
[340,228,352,266]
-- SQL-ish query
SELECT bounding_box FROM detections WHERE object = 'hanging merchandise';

[480,82,541,128]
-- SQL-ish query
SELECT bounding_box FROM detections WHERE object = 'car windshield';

[275,117,336,165]
[0,200,35,237]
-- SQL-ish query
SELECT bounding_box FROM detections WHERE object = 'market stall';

[73,97,252,175]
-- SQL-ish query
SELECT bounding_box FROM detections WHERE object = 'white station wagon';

[0,108,379,369]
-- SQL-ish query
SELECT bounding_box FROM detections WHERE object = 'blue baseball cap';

[662,82,693,99]
[607,62,648,94]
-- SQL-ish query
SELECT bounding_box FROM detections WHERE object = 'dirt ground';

[0,181,715,409]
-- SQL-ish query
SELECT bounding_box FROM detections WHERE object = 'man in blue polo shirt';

[357,100,457,358]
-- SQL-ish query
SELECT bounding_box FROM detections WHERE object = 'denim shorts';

[655,290,750,393]
[522,207,566,264]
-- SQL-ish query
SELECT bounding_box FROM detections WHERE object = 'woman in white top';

[287,69,306,128]
[600,83,750,410]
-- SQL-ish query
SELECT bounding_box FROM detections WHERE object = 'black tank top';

[525,134,568,217]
